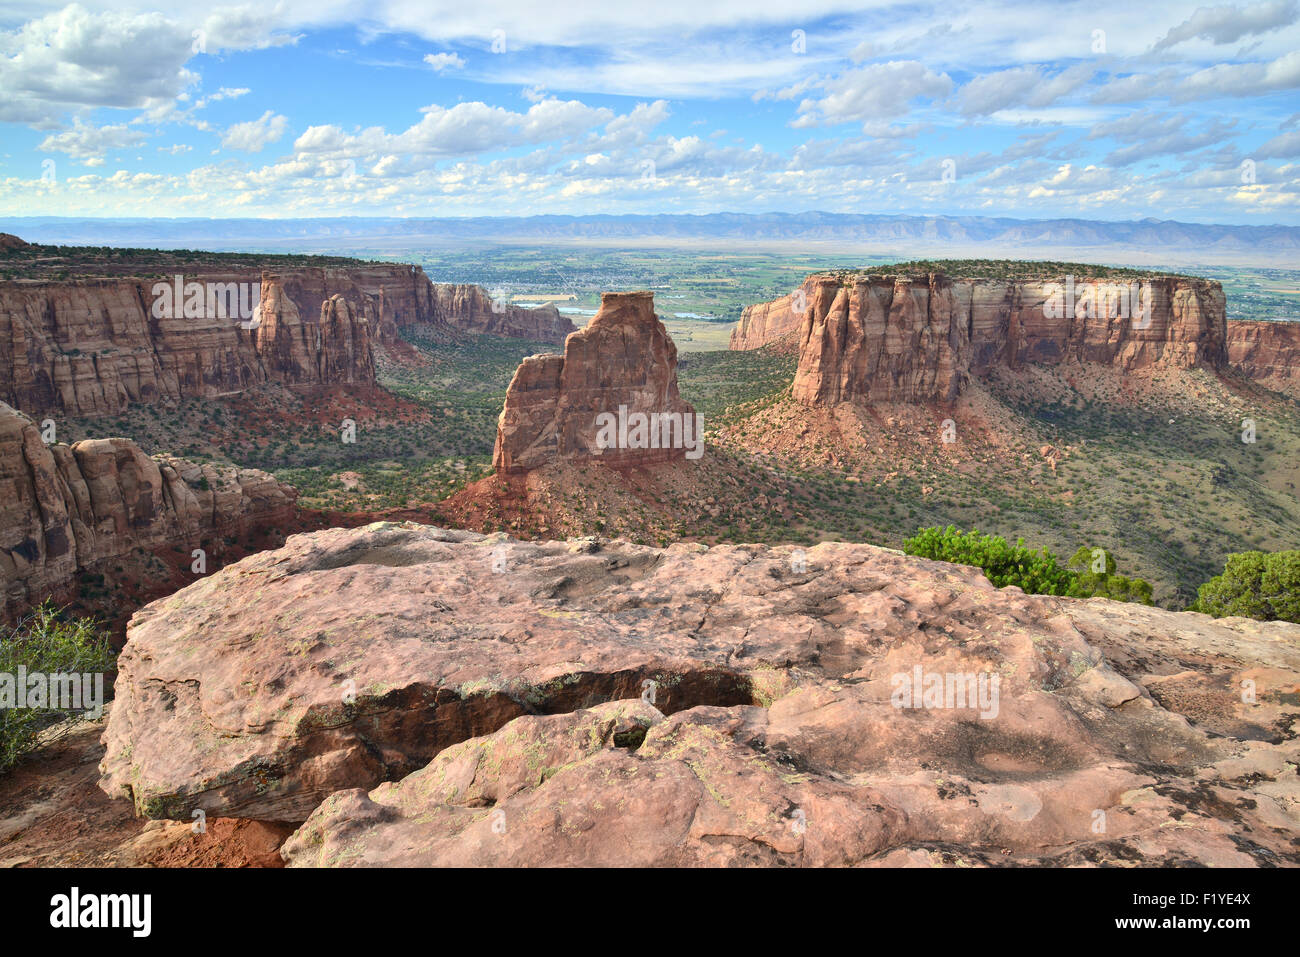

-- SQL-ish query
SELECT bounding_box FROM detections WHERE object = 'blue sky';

[2,1,1299,223]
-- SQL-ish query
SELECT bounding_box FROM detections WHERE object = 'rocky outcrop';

[0,401,295,619]
[99,521,1300,866]
[1227,319,1300,395]
[493,291,698,473]
[429,284,576,345]
[732,273,1228,405]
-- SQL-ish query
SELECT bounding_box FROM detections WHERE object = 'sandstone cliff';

[733,272,1227,405]
[1227,319,1300,394]
[99,522,1300,866]
[493,291,698,472]
[0,270,384,417]
[0,252,576,417]
[0,401,296,619]
[429,284,576,345]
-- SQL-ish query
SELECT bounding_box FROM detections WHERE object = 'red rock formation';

[97,522,1300,867]
[493,291,699,472]
[0,401,296,620]
[253,277,375,386]
[0,270,385,416]
[731,291,803,351]
[1227,319,1300,395]
[429,283,576,345]
[760,273,1227,406]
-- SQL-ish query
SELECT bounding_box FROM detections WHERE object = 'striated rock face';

[0,259,583,417]
[99,522,1300,865]
[1227,319,1300,395]
[0,401,296,619]
[731,291,803,351]
[0,270,389,417]
[493,291,698,473]
[429,284,576,345]
[252,280,375,386]
[734,273,1228,405]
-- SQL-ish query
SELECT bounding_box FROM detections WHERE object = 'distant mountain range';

[3,213,1298,265]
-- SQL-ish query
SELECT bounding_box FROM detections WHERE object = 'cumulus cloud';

[1152,0,1298,50]
[1092,50,1300,102]
[221,111,289,151]
[0,4,197,126]
[792,61,953,127]
[423,52,465,72]
[957,63,1095,116]
[294,98,614,159]
[38,119,147,162]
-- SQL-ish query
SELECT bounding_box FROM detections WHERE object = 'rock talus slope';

[99,522,1300,866]
[493,291,697,472]
[0,400,295,619]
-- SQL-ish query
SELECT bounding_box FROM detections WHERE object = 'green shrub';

[1190,550,1300,623]
[903,527,1152,603]
[903,526,1073,595]
[0,602,115,774]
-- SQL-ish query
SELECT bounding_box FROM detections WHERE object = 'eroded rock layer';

[0,262,576,417]
[98,521,1300,866]
[492,291,696,472]
[1228,319,1300,394]
[429,284,576,345]
[732,273,1230,405]
[0,401,295,619]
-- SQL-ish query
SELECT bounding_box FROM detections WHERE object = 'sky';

[1,1,1299,224]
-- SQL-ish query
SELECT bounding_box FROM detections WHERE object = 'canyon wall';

[0,258,576,418]
[733,273,1228,405]
[0,270,389,417]
[0,401,296,620]
[493,291,697,472]
[1227,319,1300,394]
[429,284,576,344]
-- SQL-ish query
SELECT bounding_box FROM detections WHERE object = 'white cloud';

[0,4,197,126]
[294,98,613,159]
[38,118,146,162]
[1152,0,1298,50]
[957,63,1094,116]
[423,52,465,72]
[221,110,289,151]
[793,61,953,127]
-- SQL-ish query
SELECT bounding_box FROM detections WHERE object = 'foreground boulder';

[101,522,1300,866]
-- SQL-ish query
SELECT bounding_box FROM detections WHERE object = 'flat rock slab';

[101,522,1300,867]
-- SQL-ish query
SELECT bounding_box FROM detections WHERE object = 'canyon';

[732,271,1299,405]
[493,291,697,472]
[0,400,296,622]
